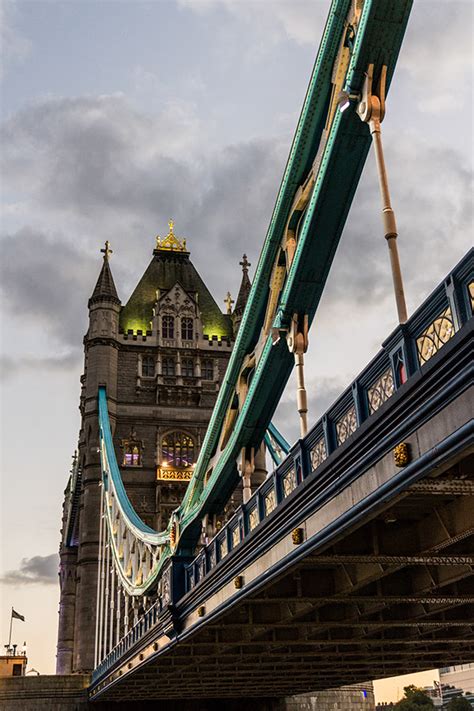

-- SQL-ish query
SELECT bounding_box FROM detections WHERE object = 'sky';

[0,0,472,702]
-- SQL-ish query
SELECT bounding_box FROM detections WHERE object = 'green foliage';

[446,698,473,711]
[395,685,434,709]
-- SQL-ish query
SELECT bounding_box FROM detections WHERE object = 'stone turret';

[57,226,235,673]
[57,244,122,674]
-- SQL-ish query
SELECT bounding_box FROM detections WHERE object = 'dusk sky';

[0,0,472,702]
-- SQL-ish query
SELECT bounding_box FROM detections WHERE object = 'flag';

[12,609,25,622]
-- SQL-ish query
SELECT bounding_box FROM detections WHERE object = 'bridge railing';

[185,250,473,592]
[92,250,472,684]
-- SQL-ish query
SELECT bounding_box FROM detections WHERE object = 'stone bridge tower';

[56,224,252,674]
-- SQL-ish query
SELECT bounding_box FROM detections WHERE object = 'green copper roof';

[120,250,233,338]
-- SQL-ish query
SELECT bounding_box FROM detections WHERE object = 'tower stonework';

[57,226,241,674]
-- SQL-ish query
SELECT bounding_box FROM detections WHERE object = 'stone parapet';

[0,675,89,710]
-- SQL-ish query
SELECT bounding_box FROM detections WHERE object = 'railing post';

[352,381,366,427]
[158,557,192,637]
[445,275,462,331]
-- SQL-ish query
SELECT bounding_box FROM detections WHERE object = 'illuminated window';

[202,359,214,380]
[123,442,141,467]
[161,432,195,468]
[142,355,155,378]
[162,357,175,376]
[162,315,174,339]
[181,317,193,340]
[182,357,194,377]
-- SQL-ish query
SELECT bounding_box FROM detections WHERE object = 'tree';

[446,698,473,711]
[395,685,434,710]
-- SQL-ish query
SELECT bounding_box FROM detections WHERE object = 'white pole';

[103,536,110,655]
[94,483,104,667]
[97,498,106,662]
[109,564,115,652]
[116,583,121,647]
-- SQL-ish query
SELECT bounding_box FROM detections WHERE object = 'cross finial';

[101,240,113,260]
[224,291,234,315]
[240,254,251,273]
[168,219,174,234]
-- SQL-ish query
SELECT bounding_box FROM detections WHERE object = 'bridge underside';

[100,448,473,700]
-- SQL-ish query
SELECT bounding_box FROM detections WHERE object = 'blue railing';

[184,249,473,592]
[92,249,472,684]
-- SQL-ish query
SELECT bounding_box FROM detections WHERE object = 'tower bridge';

[48,0,474,708]
[89,252,473,702]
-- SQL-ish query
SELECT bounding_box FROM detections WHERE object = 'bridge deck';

[90,253,473,701]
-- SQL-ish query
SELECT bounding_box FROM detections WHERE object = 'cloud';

[399,2,473,114]
[177,0,327,47]
[0,95,288,349]
[0,1,32,80]
[0,227,96,347]
[0,353,81,381]
[1,554,59,586]
[0,91,471,358]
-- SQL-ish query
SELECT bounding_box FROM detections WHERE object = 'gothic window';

[122,440,142,467]
[161,432,195,468]
[202,359,214,381]
[142,355,155,378]
[181,317,193,340]
[162,357,175,376]
[162,315,175,339]
[182,357,194,377]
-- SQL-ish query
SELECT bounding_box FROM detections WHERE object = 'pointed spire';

[89,242,120,306]
[233,254,252,318]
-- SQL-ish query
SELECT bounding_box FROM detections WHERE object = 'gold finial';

[154,220,188,253]
[240,254,251,273]
[101,240,113,260]
[224,291,234,315]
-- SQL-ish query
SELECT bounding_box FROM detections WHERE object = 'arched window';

[142,355,155,378]
[162,357,175,376]
[123,443,141,467]
[181,317,193,340]
[162,315,174,339]
[120,428,143,467]
[182,357,194,377]
[202,359,214,381]
[161,432,195,468]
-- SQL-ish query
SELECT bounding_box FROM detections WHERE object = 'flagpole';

[8,607,13,650]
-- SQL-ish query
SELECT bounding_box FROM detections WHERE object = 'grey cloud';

[0,2,32,79]
[177,0,327,46]
[0,96,288,338]
[0,227,97,347]
[399,2,472,114]
[0,353,81,381]
[1,554,59,586]
[0,94,471,354]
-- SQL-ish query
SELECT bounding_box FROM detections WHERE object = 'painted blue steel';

[175,0,414,555]
[264,422,290,466]
[98,387,162,541]
[92,417,473,686]
[96,0,415,592]
[264,433,281,466]
[91,283,473,687]
[267,421,291,454]
[180,252,473,593]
